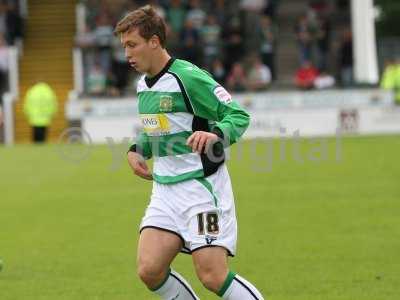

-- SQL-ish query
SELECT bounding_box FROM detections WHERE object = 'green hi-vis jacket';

[131,58,250,184]
[23,82,58,126]
[380,64,400,104]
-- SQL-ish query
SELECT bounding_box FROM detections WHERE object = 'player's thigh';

[192,246,229,286]
[137,228,182,273]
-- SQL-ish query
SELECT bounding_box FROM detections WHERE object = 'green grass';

[1,135,400,299]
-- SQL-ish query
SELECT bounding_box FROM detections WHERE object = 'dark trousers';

[32,126,47,143]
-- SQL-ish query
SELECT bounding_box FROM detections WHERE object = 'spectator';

[295,60,319,89]
[210,0,227,27]
[309,0,330,15]
[315,15,331,71]
[180,19,201,65]
[240,0,267,12]
[314,70,335,89]
[258,15,276,80]
[166,0,186,55]
[23,81,58,143]
[263,0,279,19]
[226,62,248,92]
[295,15,313,64]
[210,58,226,84]
[84,0,101,30]
[86,61,107,96]
[338,27,353,87]
[76,24,95,48]
[166,0,186,35]
[0,33,8,97]
[186,0,206,30]
[93,10,114,74]
[306,6,319,34]
[380,59,397,90]
[222,16,245,73]
[247,55,272,91]
[0,1,8,41]
[200,14,221,67]
[111,36,130,95]
[240,0,267,52]
[4,1,23,46]
[76,25,96,91]
[380,58,400,105]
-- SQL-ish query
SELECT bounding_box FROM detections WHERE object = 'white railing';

[65,3,87,130]
[8,47,19,97]
[351,0,379,84]
[2,46,19,145]
[73,48,84,95]
[76,3,86,35]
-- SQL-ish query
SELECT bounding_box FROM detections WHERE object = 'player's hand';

[127,152,153,180]
[187,131,219,154]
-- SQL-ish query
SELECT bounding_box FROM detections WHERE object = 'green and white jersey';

[132,58,249,184]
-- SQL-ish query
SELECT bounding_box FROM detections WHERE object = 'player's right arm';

[127,132,153,180]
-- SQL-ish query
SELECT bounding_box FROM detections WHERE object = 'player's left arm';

[184,69,250,152]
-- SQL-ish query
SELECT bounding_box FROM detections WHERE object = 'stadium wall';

[65,89,400,144]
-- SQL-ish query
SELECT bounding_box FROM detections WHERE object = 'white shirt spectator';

[248,62,272,90]
[240,0,267,11]
[186,8,206,29]
[314,73,336,89]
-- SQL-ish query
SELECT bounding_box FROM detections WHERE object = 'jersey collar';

[145,57,175,88]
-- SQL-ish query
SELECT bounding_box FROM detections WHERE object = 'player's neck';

[147,50,171,78]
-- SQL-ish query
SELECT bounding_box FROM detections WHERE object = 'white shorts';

[140,164,237,256]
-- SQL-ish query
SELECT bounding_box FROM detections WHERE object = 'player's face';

[121,29,153,74]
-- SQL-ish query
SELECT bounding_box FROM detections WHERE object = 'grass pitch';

[0,135,399,299]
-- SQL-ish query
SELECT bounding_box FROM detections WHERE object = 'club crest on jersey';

[213,86,232,104]
[159,95,173,112]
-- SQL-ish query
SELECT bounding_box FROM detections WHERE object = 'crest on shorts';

[205,235,218,245]
[159,95,173,112]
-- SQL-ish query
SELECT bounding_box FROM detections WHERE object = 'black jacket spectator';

[5,3,23,45]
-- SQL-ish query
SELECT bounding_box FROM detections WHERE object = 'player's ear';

[149,35,159,49]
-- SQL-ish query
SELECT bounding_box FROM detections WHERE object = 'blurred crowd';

[74,0,394,97]
[76,0,278,96]
[293,0,353,90]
